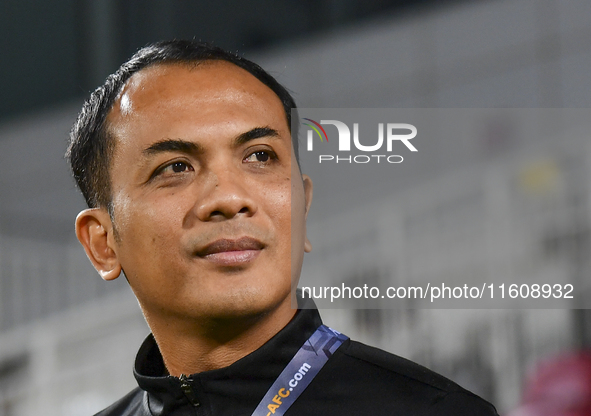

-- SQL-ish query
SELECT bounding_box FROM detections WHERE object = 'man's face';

[103,61,311,322]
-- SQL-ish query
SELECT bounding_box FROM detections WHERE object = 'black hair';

[66,39,299,209]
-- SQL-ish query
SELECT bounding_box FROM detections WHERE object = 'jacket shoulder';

[343,340,463,392]
[93,387,145,416]
[338,340,499,415]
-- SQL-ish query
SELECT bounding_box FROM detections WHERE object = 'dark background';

[0,0,461,123]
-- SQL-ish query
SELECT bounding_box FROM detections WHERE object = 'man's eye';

[244,151,273,163]
[157,161,193,176]
[170,162,189,172]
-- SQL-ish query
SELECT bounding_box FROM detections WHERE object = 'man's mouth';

[196,237,264,266]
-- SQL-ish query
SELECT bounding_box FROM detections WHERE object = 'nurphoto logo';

[303,118,417,164]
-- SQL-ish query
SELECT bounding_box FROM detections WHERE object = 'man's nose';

[194,168,258,221]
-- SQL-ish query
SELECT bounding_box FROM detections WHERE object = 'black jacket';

[95,306,498,416]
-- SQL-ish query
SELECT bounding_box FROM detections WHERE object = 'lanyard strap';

[252,325,349,416]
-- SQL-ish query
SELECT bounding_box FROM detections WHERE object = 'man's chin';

[184,286,292,320]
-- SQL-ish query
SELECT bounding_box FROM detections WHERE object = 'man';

[67,40,498,415]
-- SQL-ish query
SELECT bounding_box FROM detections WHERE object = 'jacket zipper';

[179,374,201,407]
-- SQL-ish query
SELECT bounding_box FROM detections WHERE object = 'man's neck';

[146,300,297,377]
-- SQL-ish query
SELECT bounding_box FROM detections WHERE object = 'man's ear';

[302,174,313,253]
[75,208,122,281]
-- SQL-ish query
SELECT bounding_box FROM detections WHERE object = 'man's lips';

[197,237,265,256]
[195,237,264,265]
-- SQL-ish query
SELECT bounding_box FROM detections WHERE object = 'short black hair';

[66,40,299,209]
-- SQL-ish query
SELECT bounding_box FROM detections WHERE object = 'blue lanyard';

[251,325,349,416]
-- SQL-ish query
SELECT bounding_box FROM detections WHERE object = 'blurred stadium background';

[1,0,591,414]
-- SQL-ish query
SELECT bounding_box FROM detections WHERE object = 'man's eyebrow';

[234,127,280,146]
[142,127,278,156]
[143,139,201,156]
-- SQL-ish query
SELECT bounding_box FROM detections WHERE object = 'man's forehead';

[105,60,291,156]
[112,61,275,117]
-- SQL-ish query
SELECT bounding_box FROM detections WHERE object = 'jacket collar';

[133,298,322,414]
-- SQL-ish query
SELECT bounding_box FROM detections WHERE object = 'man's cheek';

[265,183,292,211]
